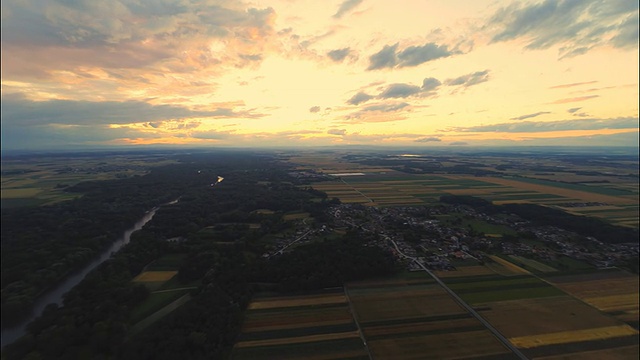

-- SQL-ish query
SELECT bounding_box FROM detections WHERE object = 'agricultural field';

[508,255,558,273]
[287,151,638,227]
[232,289,368,360]
[547,271,640,328]
[129,254,198,330]
[443,271,639,358]
[345,276,515,359]
[309,172,638,226]
[1,154,177,208]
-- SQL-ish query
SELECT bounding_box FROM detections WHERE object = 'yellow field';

[248,294,347,310]
[132,271,177,282]
[509,325,638,349]
[480,177,637,205]
[234,331,360,348]
[552,276,639,299]
[583,294,639,312]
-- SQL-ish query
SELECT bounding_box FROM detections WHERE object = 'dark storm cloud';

[333,0,363,18]
[510,111,551,120]
[453,117,638,133]
[347,91,374,105]
[327,47,351,62]
[445,70,490,87]
[489,0,639,57]
[0,95,264,127]
[367,42,456,70]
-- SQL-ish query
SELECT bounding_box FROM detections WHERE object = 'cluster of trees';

[252,232,398,292]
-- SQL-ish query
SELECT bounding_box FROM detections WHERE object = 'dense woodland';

[2,152,397,359]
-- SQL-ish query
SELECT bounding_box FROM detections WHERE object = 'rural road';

[388,238,529,360]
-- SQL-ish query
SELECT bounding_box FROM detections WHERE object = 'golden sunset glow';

[1,0,638,149]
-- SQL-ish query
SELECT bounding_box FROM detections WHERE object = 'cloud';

[567,107,590,117]
[333,0,363,19]
[550,95,599,104]
[0,95,264,127]
[367,43,399,70]
[550,81,598,89]
[327,128,347,136]
[452,117,639,133]
[397,43,455,67]
[0,0,277,81]
[422,77,442,92]
[0,123,161,150]
[415,137,441,142]
[611,11,639,48]
[378,83,423,99]
[343,102,411,123]
[489,0,639,57]
[445,70,490,87]
[510,111,551,120]
[362,102,410,112]
[449,141,468,146]
[309,106,321,113]
[347,91,374,105]
[327,47,351,62]
[367,41,457,70]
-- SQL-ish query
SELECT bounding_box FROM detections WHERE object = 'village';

[264,202,640,273]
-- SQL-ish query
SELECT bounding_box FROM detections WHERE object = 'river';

[1,199,178,347]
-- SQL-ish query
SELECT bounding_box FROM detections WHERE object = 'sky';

[1,0,638,150]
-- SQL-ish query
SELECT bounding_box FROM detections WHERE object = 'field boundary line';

[344,286,373,360]
[341,179,374,203]
[388,237,529,360]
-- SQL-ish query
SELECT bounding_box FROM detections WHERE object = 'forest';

[2,152,397,359]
